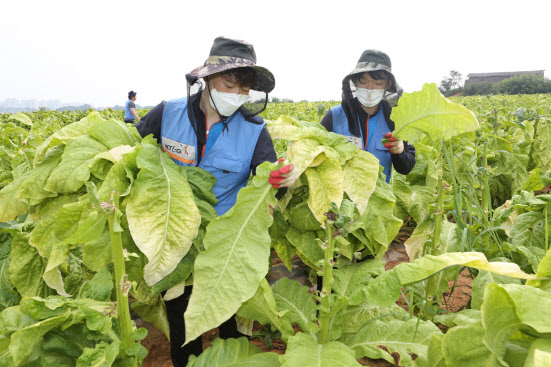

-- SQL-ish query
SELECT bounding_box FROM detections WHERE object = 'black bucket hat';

[188,36,275,93]
[344,49,399,93]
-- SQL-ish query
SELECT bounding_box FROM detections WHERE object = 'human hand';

[382,133,404,155]
[269,159,298,189]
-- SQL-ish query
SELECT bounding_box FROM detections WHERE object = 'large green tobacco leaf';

[9,233,50,298]
[237,279,294,340]
[357,176,403,257]
[482,284,551,365]
[363,252,536,307]
[184,161,278,345]
[33,111,104,165]
[305,158,343,223]
[280,333,360,367]
[532,119,551,171]
[342,151,379,214]
[340,303,408,335]
[1,296,118,367]
[87,119,141,149]
[187,337,281,367]
[391,83,479,143]
[271,278,318,338]
[332,260,385,304]
[524,339,551,366]
[126,140,201,286]
[471,270,522,310]
[8,112,32,127]
[339,318,441,367]
[440,319,502,367]
[29,195,81,296]
[0,238,18,311]
[285,228,323,270]
[0,147,63,222]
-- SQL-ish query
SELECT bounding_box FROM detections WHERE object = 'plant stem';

[107,192,134,355]
[318,221,335,344]
[425,180,445,317]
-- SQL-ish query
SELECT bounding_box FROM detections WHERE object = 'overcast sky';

[2,0,550,107]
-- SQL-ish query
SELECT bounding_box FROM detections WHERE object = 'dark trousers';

[165,286,242,366]
[124,119,135,124]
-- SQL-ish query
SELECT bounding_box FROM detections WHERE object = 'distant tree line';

[463,75,551,96]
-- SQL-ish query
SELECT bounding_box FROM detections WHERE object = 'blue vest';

[161,97,265,215]
[331,104,392,182]
[125,100,134,120]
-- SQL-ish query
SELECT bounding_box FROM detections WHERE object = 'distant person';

[124,90,140,123]
[320,49,415,182]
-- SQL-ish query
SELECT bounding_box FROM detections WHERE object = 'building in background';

[464,70,545,87]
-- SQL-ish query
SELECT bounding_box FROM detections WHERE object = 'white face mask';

[209,88,249,117]
[356,87,385,108]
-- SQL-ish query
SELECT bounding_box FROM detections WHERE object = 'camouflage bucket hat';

[188,36,275,93]
[344,49,399,93]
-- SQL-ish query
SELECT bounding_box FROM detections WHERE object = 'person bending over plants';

[134,36,297,366]
[320,49,416,182]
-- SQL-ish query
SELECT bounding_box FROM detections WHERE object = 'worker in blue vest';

[124,91,140,124]
[320,50,415,182]
[134,36,297,366]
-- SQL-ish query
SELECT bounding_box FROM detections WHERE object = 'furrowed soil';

[140,222,473,367]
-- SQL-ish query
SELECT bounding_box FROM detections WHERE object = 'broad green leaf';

[272,278,318,338]
[364,252,536,307]
[15,147,63,203]
[287,139,327,176]
[339,318,441,367]
[130,283,170,340]
[77,266,113,302]
[471,270,521,310]
[76,340,119,367]
[305,158,343,223]
[126,143,201,286]
[524,338,551,366]
[285,228,323,271]
[280,333,360,367]
[82,231,111,272]
[357,176,403,257]
[340,303,408,334]
[0,176,29,222]
[87,119,141,149]
[391,83,480,143]
[9,233,50,298]
[187,337,281,367]
[184,161,277,345]
[44,135,109,193]
[237,279,294,340]
[441,319,501,367]
[8,112,32,126]
[0,240,18,310]
[29,195,81,296]
[9,312,71,366]
[332,260,385,304]
[288,201,321,232]
[34,112,104,165]
[342,150,379,215]
[482,284,551,365]
[151,247,197,295]
[533,119,551,171]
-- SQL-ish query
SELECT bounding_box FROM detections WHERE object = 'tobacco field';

[1,84,551,366]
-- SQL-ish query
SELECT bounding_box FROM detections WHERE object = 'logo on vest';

[345,136,363,149]
[162,136,196,164]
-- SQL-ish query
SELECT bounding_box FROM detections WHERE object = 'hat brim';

[188,56,275,93]
[344,64,399,93]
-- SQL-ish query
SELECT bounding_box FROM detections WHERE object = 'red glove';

[269,158,298,189]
